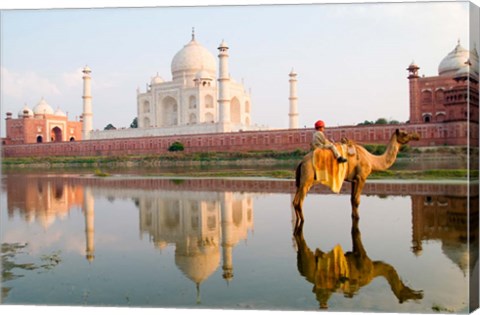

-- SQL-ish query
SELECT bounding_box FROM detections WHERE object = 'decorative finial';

[192,27,195,41]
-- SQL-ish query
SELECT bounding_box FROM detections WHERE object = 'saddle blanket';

[312,144,349,193]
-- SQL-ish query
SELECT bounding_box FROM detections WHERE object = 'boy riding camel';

[311,120,347,163]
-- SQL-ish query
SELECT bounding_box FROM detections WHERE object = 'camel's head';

[395,129,420,145]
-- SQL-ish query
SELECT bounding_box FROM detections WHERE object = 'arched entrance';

[51,127,63,142]
[161,96,178,127]
[230,97,241,124]
[36,136,43,143]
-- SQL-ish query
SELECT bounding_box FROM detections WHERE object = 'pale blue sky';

[0,0,477,137]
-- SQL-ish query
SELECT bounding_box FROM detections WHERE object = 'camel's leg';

[350,178,365,219]
[292,182,312,228]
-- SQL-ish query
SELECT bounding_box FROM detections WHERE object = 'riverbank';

[2,147,477,180]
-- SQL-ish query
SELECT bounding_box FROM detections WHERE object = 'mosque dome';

[33,98,54,115]
[18,104,33,118]
[151,73,164,85]
[171,37,216,81]
[54,108,67,117]
[438,41,471,76]
[175,244,220,285]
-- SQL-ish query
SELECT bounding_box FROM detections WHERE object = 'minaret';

[221,192,234,283]
[407,61,421,124]
[288,69,299,129]
[82,66,93,140]
[218,40,231,132]
[84,186,95,262]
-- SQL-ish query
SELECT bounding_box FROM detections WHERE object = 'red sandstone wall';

[1,121,477,158]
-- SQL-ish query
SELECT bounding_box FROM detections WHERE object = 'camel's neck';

[366,135,400,171]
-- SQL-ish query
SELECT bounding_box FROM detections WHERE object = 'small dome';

[151,73,164,85]
[18,104,33,118]
[171,37,216,81]
[438,41,470,76]
[33,98,54,115]
[54,108,67,117]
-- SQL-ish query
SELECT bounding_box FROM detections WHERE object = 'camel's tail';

[295,162,302,188]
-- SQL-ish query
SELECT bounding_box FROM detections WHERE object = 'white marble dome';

[151,73,164,85]
[175,245,220,284]
[171,38,216,81]
[33,98,54,115]
[54,108,67,117]
[18,104,33,118]
[438,41,471,76]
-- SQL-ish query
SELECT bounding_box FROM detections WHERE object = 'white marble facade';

[91,32,263,140]
[137,34,253,130]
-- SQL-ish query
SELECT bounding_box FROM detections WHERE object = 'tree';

[374,118,388,125]
[168,141,185,152]
[130,117,138,128]
[104,123,116,130]
[357,120,374,126]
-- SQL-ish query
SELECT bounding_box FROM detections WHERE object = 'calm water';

[1,173,478,313]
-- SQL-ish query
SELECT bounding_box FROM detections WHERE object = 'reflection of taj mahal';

[137,190,254,296]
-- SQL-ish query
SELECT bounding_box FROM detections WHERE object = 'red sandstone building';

[3,98,82,145]
[407,41,479,125]
[1,41,479,157]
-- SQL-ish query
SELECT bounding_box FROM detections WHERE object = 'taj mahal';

[91,31,278,140]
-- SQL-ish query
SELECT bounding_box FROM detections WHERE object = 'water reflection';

[5,174,84,228]
[411,194,479,274]
[136,190,253,301]
[1,174,477,310]
[293,218,424,309]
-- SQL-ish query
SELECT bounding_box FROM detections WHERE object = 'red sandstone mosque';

[2,40,479,155]
[407,40,479,125]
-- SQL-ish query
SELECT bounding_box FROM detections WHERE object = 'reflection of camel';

[293,129,419,222]
[293,219,423,309]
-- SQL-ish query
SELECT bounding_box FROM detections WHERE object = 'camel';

[293,218,423,309]
[293,129,419,223]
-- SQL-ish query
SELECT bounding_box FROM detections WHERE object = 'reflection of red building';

[3,98,82,145]
[410,193,479,274]
[407,41,479,125]
[6,175,84,228]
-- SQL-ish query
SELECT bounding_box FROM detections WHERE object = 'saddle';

[312,141,354,193]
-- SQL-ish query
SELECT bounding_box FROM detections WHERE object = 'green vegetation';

[168,141,185,152]
[94,169,110,177]
[362,144,414,156]
[130,117,138,128]
[357,117,403,126]
[370,169,476,180]
[2,147,475,180]
[104,123,116,130]
[432,304,454,313]
[1,243,62,300]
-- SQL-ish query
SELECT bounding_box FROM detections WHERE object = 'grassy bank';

[138,168,475,180]
[1,150,307,169]
[2,147,476,180]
